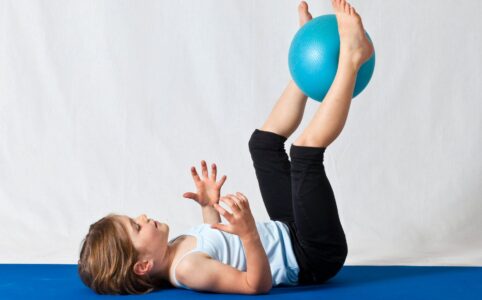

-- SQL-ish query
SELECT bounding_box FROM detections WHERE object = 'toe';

[298,1,312,26]
[351,6,361,21]
[352,7,359,18]
[341,0,348,12]
[298,1,307,13]
[344,3,349,13]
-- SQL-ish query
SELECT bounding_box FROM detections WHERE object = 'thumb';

[210,223,228,232]
[183,192,199,201]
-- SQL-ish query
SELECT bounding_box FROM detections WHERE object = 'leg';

[294,0,374,148]
[248,129,294,223]
[248,2,314,222]
[289,0,374,284]
[260,2,313,139]
[260,81,308,139]
[290,145,348,283]
[293,64,356,148]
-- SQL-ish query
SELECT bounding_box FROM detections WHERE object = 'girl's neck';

[156,234,189,282]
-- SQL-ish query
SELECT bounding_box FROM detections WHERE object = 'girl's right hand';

[211,192,258,240]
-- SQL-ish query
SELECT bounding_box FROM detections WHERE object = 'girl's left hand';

[182,160,227,207]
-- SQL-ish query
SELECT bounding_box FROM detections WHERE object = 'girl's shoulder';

[169,235,211,287]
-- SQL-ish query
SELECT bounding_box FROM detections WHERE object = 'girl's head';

[78,213,171,295]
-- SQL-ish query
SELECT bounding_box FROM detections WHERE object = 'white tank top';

[169,220,300,289]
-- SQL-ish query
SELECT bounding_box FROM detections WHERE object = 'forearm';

[241,233,272,293]
[202,205,221,225]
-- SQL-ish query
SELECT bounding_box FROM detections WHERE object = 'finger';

[222,195,240,207]
[213,203,234,222]
[227,193,243,202]
[221,195,242,212]
[191,167,201,183]
[219,197,241,217]
[211,223,230,233]
[235,192,247,200]
[216,175,227,188]
[235,192,248,207]
[201,160,208,178]
[211,163,217,181]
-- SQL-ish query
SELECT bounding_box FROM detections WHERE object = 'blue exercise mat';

[0,265,481,299]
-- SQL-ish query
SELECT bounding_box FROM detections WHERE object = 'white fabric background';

[0,0,480,265]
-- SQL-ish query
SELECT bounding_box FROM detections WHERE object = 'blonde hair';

[78,214,163,294]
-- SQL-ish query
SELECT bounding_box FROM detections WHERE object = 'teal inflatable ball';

[288,14,375,102]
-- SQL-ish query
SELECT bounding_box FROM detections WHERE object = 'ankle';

[337,56,361,74]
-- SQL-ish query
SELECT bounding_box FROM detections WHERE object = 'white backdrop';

[1,0,481,265]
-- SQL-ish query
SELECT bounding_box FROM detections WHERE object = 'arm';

[240,232,272,293]
[179,194,272,294]
[177,252,271,294]
[211,193,272,293]
[202,205,221,225]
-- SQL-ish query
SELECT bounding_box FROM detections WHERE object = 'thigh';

[248,129,294,223]
[289,144,348,266]
[284,220,346,285]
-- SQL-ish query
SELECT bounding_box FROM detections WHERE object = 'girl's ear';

[133,259,153,276]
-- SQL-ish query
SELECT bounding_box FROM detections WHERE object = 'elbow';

[247,282,271,294]
[256,273,272,294]
[245,269,272,294]
[252,283,272,295]
[257,286,272,294]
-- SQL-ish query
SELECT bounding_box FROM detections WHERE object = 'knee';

[293,135,329,148]
[248,131,267,157]
[248,129,285,152]
[248,131,259,152]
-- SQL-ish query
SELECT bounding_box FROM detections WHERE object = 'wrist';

[241,231,261,243]
[202,204,221,224]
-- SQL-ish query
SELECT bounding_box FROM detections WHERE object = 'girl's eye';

[136,223,141,231]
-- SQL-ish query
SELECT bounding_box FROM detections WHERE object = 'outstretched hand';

[183,160,227,207]
[211,193,258,240]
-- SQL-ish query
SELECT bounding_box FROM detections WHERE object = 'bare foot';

[298,1,313,27]
[332,0,374,69]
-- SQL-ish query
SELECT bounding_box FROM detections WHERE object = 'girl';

[78,0,374,295]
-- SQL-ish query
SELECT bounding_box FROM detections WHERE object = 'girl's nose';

[137,214,148,222]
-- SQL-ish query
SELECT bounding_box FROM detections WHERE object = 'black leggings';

[248,129,348,285]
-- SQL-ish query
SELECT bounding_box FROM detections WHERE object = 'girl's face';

[118,214,170,262]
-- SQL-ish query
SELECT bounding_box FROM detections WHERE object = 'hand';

[211,192,258,240]
[183,160,227,207]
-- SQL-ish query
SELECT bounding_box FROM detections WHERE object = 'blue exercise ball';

[288,14,375,102]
